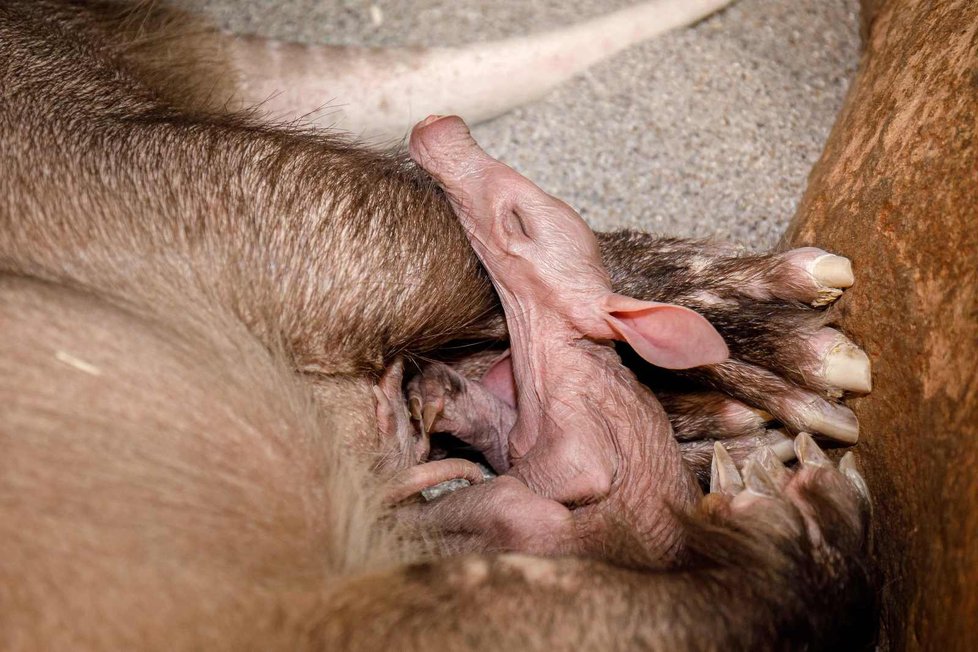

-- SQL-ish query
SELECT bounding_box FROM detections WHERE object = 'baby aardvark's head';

[410,115,728,370]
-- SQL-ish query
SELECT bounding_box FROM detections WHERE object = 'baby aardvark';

[380,116,869,567]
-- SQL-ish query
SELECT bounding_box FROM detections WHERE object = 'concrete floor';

[189,0,861,249]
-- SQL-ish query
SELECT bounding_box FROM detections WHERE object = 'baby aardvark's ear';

[599,294,729,369]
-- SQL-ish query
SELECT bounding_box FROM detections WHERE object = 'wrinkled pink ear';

[600,294,729,369]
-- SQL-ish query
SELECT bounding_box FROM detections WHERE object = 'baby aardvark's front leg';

[399,116,729,563]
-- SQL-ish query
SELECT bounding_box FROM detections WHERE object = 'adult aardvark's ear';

[600,294,729,369]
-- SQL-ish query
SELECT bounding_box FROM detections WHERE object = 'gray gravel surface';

[187,0,860,249]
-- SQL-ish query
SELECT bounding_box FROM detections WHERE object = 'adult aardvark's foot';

[701,433,871,574]
[600,233,871,448]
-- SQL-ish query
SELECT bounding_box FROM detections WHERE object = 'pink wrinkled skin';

[400,116,729,563]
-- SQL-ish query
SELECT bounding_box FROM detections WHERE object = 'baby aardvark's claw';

[405,361,515,473]
[373,357,429,475]
[408,396,422,421]
[419,402,440,436]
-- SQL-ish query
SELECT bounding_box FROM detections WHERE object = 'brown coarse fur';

[0,2,875,649]
[784,0,978,647]
[0,276,399,648]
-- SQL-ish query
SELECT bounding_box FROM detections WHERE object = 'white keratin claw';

[812,254,854,288]
[710,442,744,496]
[795,432,832,467]
[743,459,779,497]
[839,451,872,503]
[765,430,797,464]
[753,446,791,488]
[822,336,873,394]
[804,403,859,444]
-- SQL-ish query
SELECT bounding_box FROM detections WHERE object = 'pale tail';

[226,0,734,142]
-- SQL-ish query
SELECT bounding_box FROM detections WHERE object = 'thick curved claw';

[710,442,744,496]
